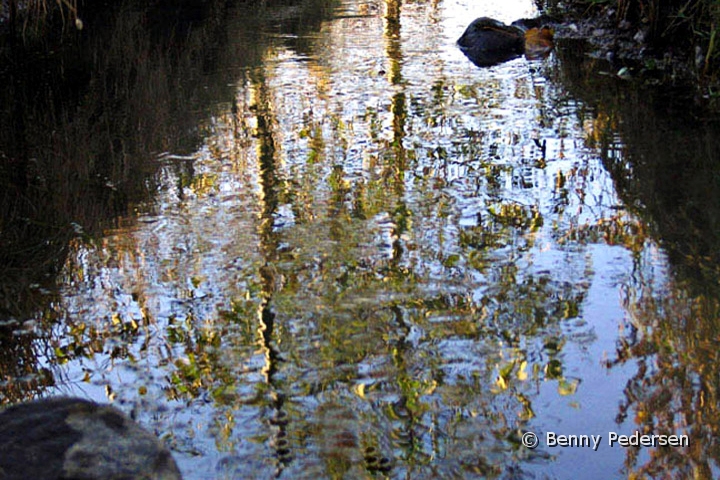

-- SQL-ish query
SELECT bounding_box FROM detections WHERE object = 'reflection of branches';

[0,0,242,403]
[552,44,720,478]
[0,327,54,405]
[609,283,720,478]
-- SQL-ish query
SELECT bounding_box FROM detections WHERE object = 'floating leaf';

[558,378,580,396]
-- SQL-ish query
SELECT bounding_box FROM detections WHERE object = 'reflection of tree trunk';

[390,91,407,187]
[384,0,405,189]
[383,0,425,464]
[388,305,423,459]
[390,92,408,268]
[248,69,290,470]
[383,0,402,85]
[249,69,280,378]
[251,71,281,262]
[383,0,408,269]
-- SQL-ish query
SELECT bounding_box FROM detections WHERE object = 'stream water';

[2,0,720,478]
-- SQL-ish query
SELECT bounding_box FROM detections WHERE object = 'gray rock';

[0,397,182,480]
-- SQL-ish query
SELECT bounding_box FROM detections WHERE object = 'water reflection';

[0,0,254,403]
[551,40,720,478]
[3,0,720,478]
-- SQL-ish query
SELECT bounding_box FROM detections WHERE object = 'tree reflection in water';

[2,0,720,478]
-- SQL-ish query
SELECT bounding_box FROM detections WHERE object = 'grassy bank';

[1,0,81,39]
[553,0,720,99]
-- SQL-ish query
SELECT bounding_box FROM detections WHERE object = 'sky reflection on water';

[26,0,720,478]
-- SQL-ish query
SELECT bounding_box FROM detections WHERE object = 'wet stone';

[0,397,182,480]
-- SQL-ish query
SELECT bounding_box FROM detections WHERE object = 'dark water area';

[556,40,720,289]
[2,0,720,478]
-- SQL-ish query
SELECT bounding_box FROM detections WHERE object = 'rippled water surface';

[4,0,720,478]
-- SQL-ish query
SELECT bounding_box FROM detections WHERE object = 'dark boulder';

[0,397,182,480]
[457,17,525,67]
[458,16,555,67]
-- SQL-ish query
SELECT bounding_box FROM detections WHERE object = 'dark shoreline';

[549,0,718,109]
